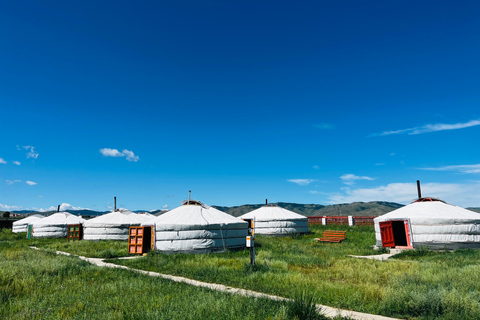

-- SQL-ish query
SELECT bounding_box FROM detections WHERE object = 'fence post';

[348,216,354,226]
[322,217,326,225]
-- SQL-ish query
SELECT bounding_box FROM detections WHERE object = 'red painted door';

[379,221,395,247]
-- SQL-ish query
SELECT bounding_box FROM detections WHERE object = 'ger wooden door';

[379,221,395,247]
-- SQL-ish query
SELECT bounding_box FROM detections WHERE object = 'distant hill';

[213,201,403,217]
[6,209,165,217]
[14,201,479,218]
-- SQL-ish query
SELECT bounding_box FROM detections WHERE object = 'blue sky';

[1,1,480,211]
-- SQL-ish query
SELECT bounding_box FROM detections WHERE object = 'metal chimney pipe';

[417,180,422,199]
[265,199,268,205]
[188,190,191,204]
[57,205,60,212]
[114,197,117,211]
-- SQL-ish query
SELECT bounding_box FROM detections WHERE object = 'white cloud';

[327,182,480,207]
[340,174,374,185]
[6,180,21,185]
[26,181,37,186]
[13,161,21,165]
[122,149,139,162]
[419,164,480,174]
[0,203,22,211]
[162,205,169,209]
[100,148,123,157]
[23,146,39,159]
[371,119,480,137]
[0,158,6,164]
[100,148,139,162]
[313,165,319,170]
[38,203,90,212]
[288,179,316,186]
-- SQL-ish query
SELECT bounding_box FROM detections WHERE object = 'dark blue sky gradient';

[1,1,480,210]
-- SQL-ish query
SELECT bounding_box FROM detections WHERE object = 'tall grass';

[110,225,480,319]
[0,232,295,320]
[6,226,480,319]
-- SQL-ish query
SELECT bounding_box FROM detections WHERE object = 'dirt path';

[30,247,400,320]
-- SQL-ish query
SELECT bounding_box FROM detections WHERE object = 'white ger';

[239,204,309,235]
[12,214,44,233]
[144,200,248,253]
[31,212,85,238]
[375,198,480,250]
[83,208,155,241]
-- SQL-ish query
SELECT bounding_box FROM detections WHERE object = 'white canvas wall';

[83,209,146,240]
[12,214,44,233]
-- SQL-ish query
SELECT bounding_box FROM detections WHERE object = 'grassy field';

[109,225,480,320]
[5,225,480,319]
[0,229,347,320]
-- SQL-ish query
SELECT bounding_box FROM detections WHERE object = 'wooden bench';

[315,230,346,243]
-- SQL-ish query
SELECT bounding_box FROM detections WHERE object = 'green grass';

[6,226,480,319]
[0,229,317,320]
[25,235,129,258]
[109,225,480,320]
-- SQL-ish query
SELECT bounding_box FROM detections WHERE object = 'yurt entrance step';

[379,220,412,249]
[128,226,154,254]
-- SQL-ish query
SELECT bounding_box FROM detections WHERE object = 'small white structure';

[145,200,248,253]
[239,205,309,235]
[12,214,44,233]
[83,208,149,241]
[374,199,480,250]
[32,212,85,238]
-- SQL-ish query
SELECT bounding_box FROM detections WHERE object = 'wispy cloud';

[313,165,319,170]
[100,148,139,162]
[13,161,21,165]
[314,123,335,130]
[0,203,22,211]
[6,180,21,185]
[340,174,374,185]
[26,181,37,186]
[371,119,480,137]
[327,182,480,207]
[0,158,6,164]
[121,149,139,162]
[419,164,480,174]
[23,146,39,159]
[288,179,316,186]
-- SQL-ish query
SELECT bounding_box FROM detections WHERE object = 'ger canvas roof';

[240,206,307,221]
[33,212,85,226]
[374,201,480,225]
[148,203,244,226]
[84,209,143,227]
[12,214,44,226]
